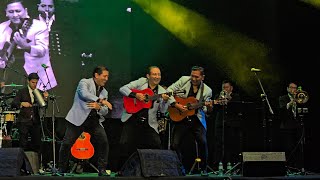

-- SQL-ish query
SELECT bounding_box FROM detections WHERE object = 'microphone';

[33,89,46,107]
[251,67,261,72]
[41,64,49,69]
[45,11,49,25]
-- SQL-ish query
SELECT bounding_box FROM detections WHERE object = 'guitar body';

[71,132,95,160]
[123,88,154,113]
[168,97,198,122]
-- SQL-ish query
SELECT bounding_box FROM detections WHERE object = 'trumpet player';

[212,80,242,168]
[278,82,302,169]
[37,0,55,32]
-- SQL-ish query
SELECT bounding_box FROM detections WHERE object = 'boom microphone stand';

[251,68,274,151]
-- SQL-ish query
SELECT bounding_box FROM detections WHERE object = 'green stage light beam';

[133,0,282,94]
[301,0,320,9]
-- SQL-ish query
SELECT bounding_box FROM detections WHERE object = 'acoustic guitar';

[71,132,94,160]
[123,88,185,114]
[0,18,32,66]
[168,96,212,122]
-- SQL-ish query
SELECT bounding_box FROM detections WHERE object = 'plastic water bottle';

[227,162,232,171]
[218,162,224,176]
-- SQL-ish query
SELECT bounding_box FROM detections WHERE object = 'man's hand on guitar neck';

[161,94,169,102]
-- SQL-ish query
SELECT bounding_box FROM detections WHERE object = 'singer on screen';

[0,0,57,91]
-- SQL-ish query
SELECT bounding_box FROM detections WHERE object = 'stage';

[0,172,320,180]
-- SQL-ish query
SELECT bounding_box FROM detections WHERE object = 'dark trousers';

[58,117,109,171]
[279,128,303,168]
[16,122,41,153]
[171,116,208,170]
[119,117,161,170]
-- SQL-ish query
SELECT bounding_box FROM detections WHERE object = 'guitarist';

[0,0,57,91]
[118,66,171,171]
[167,66,213,176]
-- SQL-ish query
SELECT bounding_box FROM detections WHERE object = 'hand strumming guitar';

[13,32,31,50]
[174,103,188,112]
[135,93,145,101]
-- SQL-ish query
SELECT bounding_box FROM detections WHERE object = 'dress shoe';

[98,168,109,176]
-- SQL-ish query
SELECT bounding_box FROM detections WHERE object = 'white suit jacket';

[0,19,57,90]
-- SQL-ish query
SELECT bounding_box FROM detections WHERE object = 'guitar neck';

[147,91,175,101]
[7,41,17,59]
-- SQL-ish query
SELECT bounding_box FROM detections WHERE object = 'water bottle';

[227,162,232,171]
[218,162,224,176]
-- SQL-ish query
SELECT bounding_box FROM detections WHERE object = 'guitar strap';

[199,81,205,102]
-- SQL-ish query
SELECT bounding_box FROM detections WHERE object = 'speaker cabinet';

[0,148,33,177]
[24,151,39,174]
[242,152,286,177]
[120,149,184,177]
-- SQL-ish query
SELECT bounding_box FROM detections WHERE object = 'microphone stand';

[42,67,61,176]
[252,71,274,151]
[49,93,60,176]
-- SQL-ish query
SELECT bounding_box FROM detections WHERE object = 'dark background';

[1,0,319,173]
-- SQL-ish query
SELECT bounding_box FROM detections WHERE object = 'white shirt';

[38,14,55,32]
[28,85,35,104]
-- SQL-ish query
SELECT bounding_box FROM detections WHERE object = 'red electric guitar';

[71,132,94,160]
[123,88,185,114]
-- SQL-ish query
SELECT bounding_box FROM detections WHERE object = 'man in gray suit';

[167,66,213,176]
[58,66,112,176]
[118,66,171,170]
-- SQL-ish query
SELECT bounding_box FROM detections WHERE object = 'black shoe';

[98,169,109,176]
[201,170,208,176]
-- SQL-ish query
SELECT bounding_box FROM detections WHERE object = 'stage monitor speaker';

[242,152,286,177]
[120,149,184,177]
[24,151,39,174]
[0,148,33,177]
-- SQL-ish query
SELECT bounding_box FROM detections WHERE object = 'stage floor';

[1,171,320,180]
[0,171,320,180]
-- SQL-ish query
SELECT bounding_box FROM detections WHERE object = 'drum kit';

[0,83,22,144]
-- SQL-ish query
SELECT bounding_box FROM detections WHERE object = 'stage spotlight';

[132,0,280,94]
[301,0,320,9]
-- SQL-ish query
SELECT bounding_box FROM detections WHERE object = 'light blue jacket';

[119,77,169,133]
[66,78,109,126]
[167,76,212,130]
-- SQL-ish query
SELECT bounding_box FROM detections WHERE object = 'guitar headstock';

[20,18,32,37]
[168,89,186,96]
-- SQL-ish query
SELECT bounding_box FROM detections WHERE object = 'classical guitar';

[0,18,32,66]
[123,88,185,114]
[168,96,212,122]
[71,132,94,160]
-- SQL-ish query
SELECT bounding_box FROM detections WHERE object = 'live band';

[0,65,309,176]
[0,0,309,177]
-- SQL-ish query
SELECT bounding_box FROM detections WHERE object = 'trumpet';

[216,90,232,105]
[294,86,309,104]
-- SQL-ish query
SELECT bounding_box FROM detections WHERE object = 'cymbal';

[4,83,23,87]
